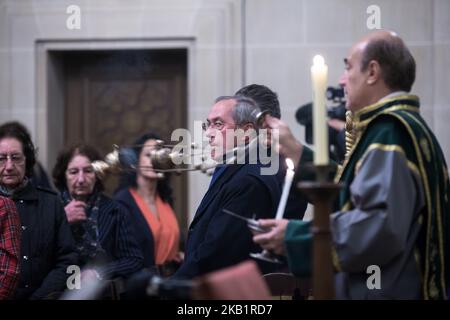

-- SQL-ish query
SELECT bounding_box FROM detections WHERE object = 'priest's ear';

[366,59,382,85]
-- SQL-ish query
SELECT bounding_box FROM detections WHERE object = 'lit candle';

[311,55,329,165]
[275,158,295,219]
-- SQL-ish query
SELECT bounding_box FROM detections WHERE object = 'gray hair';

[235,84,281,119]
[214,95,259,128]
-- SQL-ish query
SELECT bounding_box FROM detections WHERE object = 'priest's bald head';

[339,30,416,112]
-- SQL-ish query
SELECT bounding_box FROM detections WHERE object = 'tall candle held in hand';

[311,55,329,165]
[275,158,295,220]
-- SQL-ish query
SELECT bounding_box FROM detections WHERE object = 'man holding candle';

[172,95,281,279]
[254,30,450,299]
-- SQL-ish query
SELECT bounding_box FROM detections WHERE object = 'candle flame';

[313,54,325,66]
[285,158,294,171]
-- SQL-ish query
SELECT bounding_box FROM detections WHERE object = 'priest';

[254,30,450,300]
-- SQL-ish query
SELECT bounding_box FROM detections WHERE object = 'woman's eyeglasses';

[0,154,25,166]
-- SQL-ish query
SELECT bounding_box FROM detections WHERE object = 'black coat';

[74,193,144,279]
[114,188,155,269]
[9,183,78,300]
[173,163,281,279]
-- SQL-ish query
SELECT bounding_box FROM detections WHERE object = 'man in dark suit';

[235,84,308,220]
[172,96,281,279]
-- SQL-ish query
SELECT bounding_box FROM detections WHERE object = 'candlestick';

[297,164,342,299]
[311,55,329,165]
[275,158,295,219]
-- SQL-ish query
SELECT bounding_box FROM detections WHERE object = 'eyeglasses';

[0,154,25,166]
[202,120,226,131]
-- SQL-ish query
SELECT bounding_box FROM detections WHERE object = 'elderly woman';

[0,122,77,300]
[114,132,182,276]
[52,144,142,281]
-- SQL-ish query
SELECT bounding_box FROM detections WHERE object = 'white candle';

[311,55,329,165]
[275,158,295,219]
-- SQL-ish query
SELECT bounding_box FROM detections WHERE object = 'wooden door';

[63,49,188,229]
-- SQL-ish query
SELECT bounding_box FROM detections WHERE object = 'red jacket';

[0,196,21,299]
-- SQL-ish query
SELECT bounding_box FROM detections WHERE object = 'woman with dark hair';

[114,133,182,276]
[0,121,53,189]
[52,144,143,282]
[0,122,77,300]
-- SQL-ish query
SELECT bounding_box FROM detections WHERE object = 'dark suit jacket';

[173,163,281,279]
[85,194,143,279]
[114,188,155,269]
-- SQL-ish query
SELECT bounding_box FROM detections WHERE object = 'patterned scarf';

[60,189,106,265]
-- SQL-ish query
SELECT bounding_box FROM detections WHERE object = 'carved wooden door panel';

[64,50,188,229]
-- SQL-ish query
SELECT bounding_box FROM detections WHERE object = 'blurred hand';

[252,219,290,256]
[328,119,345,131]
[262,115,303,168]
[81,269,101,282]
[173,251,185,263]
[64,200,87,224]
